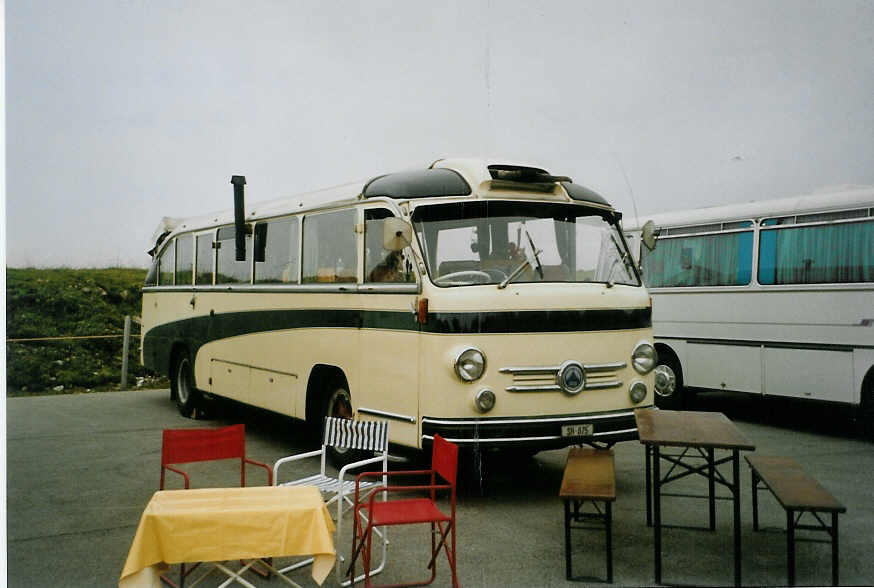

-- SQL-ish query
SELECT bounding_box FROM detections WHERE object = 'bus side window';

[254,217,299,284]
[365,209,415,283]
[158,240,174,285]
[175,234,193,285]
[195,233,214,285]
[302,209,358,284]
[215,226,252,284]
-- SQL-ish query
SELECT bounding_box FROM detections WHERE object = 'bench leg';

[564,499,572,581]
[606,501,613,583]
[832,512,839,586]
[645,444,652,527]
[751,469,760,531]
[787,509,796,587]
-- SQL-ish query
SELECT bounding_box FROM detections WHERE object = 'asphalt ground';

[6,388,874,587]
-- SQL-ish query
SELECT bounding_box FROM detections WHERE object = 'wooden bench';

[746,455,847,587]
[559,447,616,583]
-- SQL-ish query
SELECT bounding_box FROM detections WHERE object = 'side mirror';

[383,217,413,252]
[641,220,658,252]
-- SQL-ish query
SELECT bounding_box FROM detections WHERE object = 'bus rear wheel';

[859,371,874,441]
[171,350,201,418]
[322,385,364,467]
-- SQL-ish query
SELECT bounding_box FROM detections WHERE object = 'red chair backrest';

[162,424,247,466]
[431,434,458,486]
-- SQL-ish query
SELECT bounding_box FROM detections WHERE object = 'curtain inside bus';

[758,219,874,284]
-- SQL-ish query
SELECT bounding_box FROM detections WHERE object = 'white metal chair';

[274,417,390,585]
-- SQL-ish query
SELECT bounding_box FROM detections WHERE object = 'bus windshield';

[412,200,639,287]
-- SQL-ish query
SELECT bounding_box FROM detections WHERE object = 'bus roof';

[624,185,874,231]
[149,158,614,252]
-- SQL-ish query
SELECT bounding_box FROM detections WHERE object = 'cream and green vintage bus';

[141,159,656,456]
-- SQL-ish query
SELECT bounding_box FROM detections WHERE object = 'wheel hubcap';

[654,364,677,397]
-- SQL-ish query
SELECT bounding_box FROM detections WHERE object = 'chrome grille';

[500,361,626,393]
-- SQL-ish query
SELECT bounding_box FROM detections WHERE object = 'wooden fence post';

[121,315,131,388]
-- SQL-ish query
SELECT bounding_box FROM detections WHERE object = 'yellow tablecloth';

[119,486,336,587]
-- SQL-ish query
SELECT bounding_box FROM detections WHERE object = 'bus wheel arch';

[170,345,201,418]
[859,367,874,441]
[305,365,359,466]
[653,343,686,409]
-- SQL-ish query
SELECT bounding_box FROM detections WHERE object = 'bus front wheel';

[654,353,685,409]
[171,350,201,418]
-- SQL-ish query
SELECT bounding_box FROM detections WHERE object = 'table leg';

[708,447,716,531]
[606,501,613,584]
[653,445,662,584]
[751,468,759,531]
[732,449,741,587]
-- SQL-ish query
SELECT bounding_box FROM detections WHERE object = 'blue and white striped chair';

[274,417,390,584]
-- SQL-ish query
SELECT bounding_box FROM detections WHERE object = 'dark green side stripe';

[143,307,651,374]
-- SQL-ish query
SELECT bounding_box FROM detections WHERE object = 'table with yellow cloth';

[119,486,336,587]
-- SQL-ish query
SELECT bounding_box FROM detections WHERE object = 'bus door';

[357,207,421,447]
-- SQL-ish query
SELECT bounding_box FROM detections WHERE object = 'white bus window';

[175,235,193,285]
[215,227,252,284]
[195,233,214,285]
[758,219,874,285]
[643,231,753,287]
[364,209,416,283]
[302,209,357,283]
[254,217,299,284]
[158,241,174,285]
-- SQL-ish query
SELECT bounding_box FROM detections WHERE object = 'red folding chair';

[348,434,459,587]
[159,423,273,587]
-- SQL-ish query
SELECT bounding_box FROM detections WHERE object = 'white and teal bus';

[626,186,874,437]
[141,159,658,457]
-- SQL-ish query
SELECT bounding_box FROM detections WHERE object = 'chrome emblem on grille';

[556,360,586,395]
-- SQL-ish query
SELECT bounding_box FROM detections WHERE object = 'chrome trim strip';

[421,410,636,426]
[584,361,627,372]
[421,427,639,444]
[506,384,562,393]
[584,381,622,390]
[500,366,559,375]
[358,407,417,424]
[210,358,298,378]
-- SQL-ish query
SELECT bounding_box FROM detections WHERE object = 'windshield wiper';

[498,228,543,289]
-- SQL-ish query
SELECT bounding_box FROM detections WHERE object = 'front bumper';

[421,407,646,450]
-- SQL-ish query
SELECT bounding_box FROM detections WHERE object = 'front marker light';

[632,341,657,374]
[455,347,486,382]
[474,388,496,413]
[629,380,647,404]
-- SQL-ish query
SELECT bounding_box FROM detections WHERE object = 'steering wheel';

[434,270,492,285]
[482,268,508,281]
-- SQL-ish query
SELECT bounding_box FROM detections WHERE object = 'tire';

[171,350,201,418]
[859,371,874,441]
[322,384,364,468]
[653,353,685,410]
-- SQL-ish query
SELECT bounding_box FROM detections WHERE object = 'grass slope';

[6,268,167,395]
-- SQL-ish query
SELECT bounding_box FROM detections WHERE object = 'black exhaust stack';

[231,175,247,261]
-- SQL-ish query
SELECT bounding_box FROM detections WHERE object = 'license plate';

[561,424,594,438]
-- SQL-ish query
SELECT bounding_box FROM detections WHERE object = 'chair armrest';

[353,469,434,500]
[244,458,274,486]
[338,454,388,482]
[365,483,452,509]
[162,464,190,489]
[273,449,325,484]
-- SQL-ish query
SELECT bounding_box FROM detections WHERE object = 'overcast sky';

[6,0,874,268]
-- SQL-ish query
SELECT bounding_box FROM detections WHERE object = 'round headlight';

[474,388,496,413]
[629,380,647,404]
[454,347,486,382]
[632,341,657,374]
